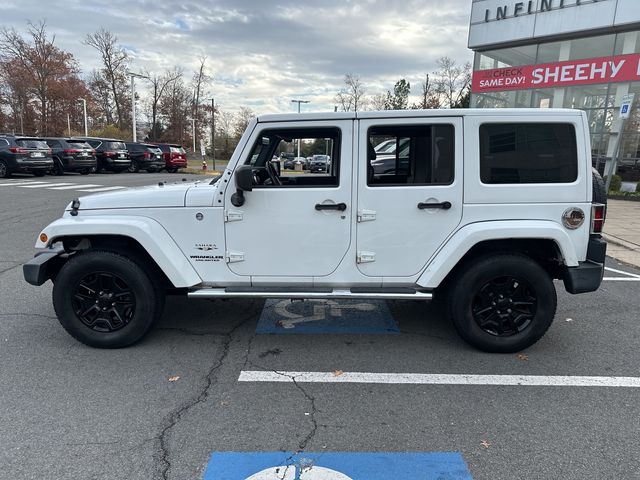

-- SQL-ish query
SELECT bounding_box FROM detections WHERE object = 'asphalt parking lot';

[1,172,640,480]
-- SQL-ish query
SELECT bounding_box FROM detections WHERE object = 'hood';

[73,181,203,210]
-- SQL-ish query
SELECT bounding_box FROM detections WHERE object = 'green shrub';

[604,174,623,192]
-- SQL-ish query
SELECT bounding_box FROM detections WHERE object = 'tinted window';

[45,140,61,148]
[106,141,126,150]
[16,139,48,149]
[67,141,92,149]
[479,123,578,184]
[367,125,455,186]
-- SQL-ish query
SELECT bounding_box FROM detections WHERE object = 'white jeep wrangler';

[24,109,608,352]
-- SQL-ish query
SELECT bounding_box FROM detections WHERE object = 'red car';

[151,143,188,173]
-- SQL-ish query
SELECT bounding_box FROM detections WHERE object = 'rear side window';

[479,123,578,184]
[16,139,48,149]
[367,124,455,186]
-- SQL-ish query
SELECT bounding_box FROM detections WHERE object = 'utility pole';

[210,98,215,171]
[291,99,310,158]
[78,98,88,136]
[67,114,71,137]
[126,71,149,142]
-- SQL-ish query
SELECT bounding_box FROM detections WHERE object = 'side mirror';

[231,165,253,207]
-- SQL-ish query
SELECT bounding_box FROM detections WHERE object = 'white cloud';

[4,0,473,114]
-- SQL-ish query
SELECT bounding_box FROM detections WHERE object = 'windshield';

[16,139,48,149]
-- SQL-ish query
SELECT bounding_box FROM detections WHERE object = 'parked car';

[0,134,53,178]
[151,143,188,173]
[43,138,96,175]
[125,143,166,173]
[71,137,130,173]
[309,154,330,173]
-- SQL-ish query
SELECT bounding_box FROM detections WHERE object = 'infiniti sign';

[484,0,608,23]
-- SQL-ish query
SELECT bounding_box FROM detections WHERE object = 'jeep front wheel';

[447,254,557,353]
[53,251,164,348]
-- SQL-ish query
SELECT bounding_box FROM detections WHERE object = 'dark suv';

[124,143,166,173]
[43,138,97,175]
[71,137,131,173]
[151,143,188,173]
[0,135,53,178]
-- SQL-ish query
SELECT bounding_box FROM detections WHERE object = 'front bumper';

[563,236,606,294]
[23,247,68,286]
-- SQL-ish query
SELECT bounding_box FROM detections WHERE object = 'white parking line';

[603,266,640,282]
[76,186,125,192]
[49,184,102,190]
[0,181,46,187]
[238,371,640,388]
[19,183,75,188]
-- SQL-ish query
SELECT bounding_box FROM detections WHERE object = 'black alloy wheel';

[447,254,556,353]
[471,275,536,337]
[72,272,136,333]
[0,160,8,178]
[128,160,139,173]
[54,159,65,176]
[53,250,164,348]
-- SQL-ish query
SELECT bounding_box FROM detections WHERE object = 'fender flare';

[36,216,202,288]
[416,220,579,289]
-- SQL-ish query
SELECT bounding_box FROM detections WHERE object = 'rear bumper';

[166,159,187,168]
[140,159,166,170]
[23,247,68,286]
[563,236,607,294]
[14,160,53,172]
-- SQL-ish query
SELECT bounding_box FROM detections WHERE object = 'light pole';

[291,99,310,158]
[210,98,215,171]
[126,71,149,142]
[78,98,88,136]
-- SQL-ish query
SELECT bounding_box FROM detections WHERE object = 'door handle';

[315,202,347,211]
[418,201,452,210]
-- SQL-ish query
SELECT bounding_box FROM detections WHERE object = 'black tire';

[128,160,139,173]
[0,160,9,178]
[592,167,607,205]
[80,169,90,175]
[53,159,65,176]
[33,171,47,177]
[447,254,557,353]
[52,250,164,348]
[167,168,178,173]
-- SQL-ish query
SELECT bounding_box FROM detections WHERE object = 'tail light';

[9,147,28,154]
[64,149,80,154]
[48,148,52,155]
[143,152,150,159]
[104,151,115,157]
[591,204,606,234]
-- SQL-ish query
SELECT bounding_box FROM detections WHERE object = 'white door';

[356,117,463,278]
[224,120,353,277]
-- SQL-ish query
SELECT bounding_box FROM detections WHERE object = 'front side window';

[244,127,340,187]
[367,124,455,186]
[479,123,578,184]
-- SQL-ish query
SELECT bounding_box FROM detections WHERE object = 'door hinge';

[225,251,245,263]
[357,209,376,222]
[357,251,376,264]
[224,210,244,222]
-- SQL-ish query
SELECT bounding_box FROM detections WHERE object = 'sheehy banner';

[472,53,640,93]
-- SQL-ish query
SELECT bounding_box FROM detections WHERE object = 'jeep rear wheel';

[53,251,164,348]
[447,254,557,353]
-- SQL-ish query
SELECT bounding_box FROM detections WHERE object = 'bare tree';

[215,109,236,159]
[233,107,255,139]
[85,28,130,130]
[370,93,387,111]
[411,73,442,109]
[335,73,367,112]
[434,57,472,108]
[0,21,78,134]
[147,67,182,141]
[191,56,212,147]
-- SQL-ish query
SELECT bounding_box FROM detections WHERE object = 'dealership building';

[469,0,640,168]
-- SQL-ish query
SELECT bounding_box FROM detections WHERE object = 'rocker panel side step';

[187,288,433,301]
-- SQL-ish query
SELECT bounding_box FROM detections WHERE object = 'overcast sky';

[1,0,473,114]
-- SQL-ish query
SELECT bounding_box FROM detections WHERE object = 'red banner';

[472,53,640,93]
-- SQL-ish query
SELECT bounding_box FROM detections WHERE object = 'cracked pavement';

[3,173,640,480]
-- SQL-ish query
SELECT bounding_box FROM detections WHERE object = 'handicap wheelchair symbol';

[246,464,352,479]
[274,299,377,329]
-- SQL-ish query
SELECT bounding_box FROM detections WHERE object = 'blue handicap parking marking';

[255,299,399,334]
[204,451,472,479]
